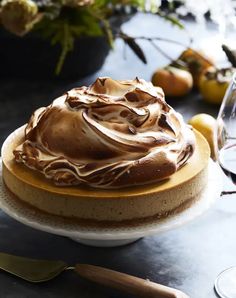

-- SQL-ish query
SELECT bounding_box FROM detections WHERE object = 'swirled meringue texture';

[14,77,195,189]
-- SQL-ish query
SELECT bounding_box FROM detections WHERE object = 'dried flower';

[0,0,39,36]
[62,0,94,8]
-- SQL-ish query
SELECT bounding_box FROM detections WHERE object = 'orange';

[151,66,193,97]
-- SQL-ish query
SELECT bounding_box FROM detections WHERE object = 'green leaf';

[222,44,236,67]
[157,11,185,29]
[124,37,147,64]
[87,6,113,46]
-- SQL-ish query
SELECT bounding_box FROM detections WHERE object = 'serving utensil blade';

[0,252,67,282]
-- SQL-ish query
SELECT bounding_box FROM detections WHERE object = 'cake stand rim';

[0,159,222,241]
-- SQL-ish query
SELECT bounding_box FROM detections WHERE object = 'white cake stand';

[0,159,222,247]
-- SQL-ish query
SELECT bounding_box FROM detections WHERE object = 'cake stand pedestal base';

[70,237,141,247]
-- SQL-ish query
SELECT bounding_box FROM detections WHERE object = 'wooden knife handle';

[74,264,189,298]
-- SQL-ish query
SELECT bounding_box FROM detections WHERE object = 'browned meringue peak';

[14,77,195,189]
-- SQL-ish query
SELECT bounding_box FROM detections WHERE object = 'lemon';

[188,113,216,159]
[199,74,229,105]
[199,66,234,105]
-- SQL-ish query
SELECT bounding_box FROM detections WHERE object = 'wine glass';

[214,72,236,298]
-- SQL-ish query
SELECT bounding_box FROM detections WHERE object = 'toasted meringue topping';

[14,77,195,188]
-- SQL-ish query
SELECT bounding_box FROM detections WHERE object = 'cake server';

[0,252,189,298]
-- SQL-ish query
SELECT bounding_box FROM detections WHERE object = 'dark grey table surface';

[0,14,235,298]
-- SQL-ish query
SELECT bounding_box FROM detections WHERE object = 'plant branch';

[117,30,215,69]
[117,31,192,49]
[149,39,186,67]
[55,22,73,75]
[118,31,190,67]
[221,191,236,196]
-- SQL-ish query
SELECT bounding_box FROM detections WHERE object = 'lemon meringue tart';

[1,77,210,226]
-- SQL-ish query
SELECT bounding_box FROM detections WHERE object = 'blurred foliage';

[0,0,184,74]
